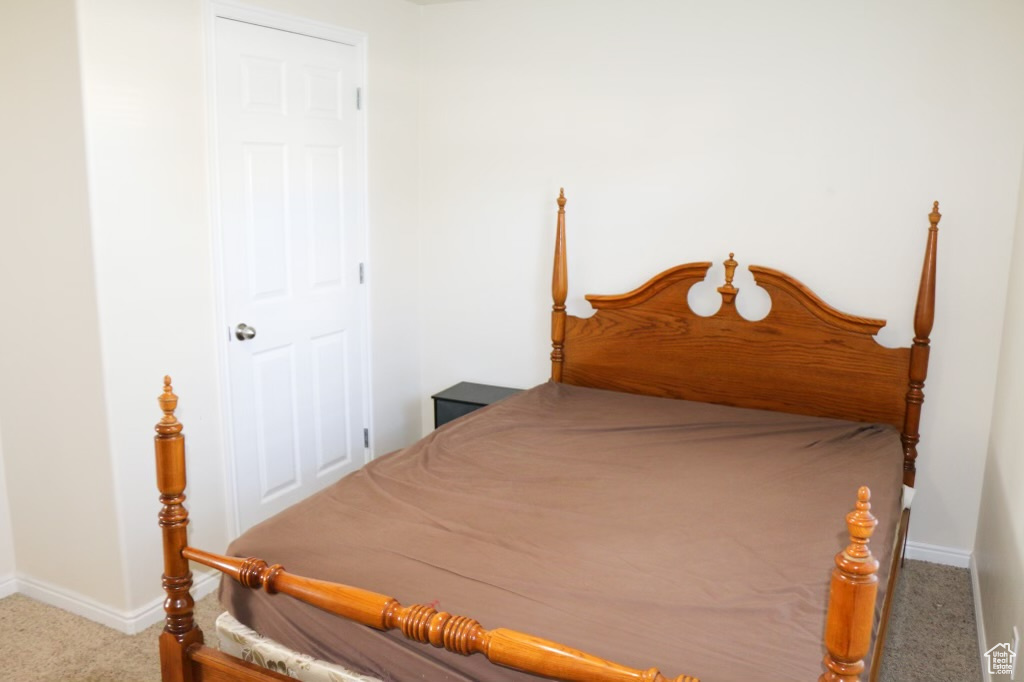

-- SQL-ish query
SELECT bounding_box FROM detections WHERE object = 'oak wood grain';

[564,263,911,427]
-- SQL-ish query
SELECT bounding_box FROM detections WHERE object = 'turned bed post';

[901,202,941,486]
[551,188,568,381]
[155,376,203,682]
[820,487,880,682]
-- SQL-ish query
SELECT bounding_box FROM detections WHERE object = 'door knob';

[235,323,257,341]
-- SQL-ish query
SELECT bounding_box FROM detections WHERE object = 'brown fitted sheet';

[221,381,903,682]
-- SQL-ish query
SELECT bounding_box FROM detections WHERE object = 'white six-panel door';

[215,16,367,533]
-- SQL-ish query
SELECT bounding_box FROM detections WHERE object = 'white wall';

[417,0,1024,553]
[0,427,15,594]
[0,0,127,608]
[75,0,230,617]
[974,149,1024,662]
[74,0,423,617]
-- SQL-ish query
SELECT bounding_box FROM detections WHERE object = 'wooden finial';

[557,187,566,210]
[717,253,739,304]
[929,201,941,228]
[156,375,182,436]
[843,487,878,562]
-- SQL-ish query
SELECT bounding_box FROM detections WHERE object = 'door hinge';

[363,427,369,448]
[359,262,365,284]
[356,87,362,111]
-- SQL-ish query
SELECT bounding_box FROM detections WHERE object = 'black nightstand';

[431,382,523,428]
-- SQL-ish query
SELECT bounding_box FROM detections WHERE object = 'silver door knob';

[235,323,257,341]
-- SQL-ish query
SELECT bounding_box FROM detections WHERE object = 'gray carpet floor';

[0,559,982,681]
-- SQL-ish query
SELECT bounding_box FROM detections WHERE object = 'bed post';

[551,188,568,381]
[820,487,879,682]
[155,376,203,682]
[901,202,941,486]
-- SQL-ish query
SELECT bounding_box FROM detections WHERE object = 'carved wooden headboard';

[548,190,940,486]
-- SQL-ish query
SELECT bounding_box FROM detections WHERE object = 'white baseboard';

[0,573,16,599]
[970,553,993,682]
[904,540,972,568]
[17,574,134,633]
[13,569,219,635]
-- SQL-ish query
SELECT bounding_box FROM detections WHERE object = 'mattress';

[221,381,903,682]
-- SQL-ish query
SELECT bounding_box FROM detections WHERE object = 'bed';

[153,190,941,682]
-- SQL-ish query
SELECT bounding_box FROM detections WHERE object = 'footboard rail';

[155,376,879,682]
[185,545,696,682]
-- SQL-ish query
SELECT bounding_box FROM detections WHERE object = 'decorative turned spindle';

[717,253,739,304]
[901,201,941,486]
[181,545,700,682]
[551,188,569,381]
[820,487,879,682]
[155,376,204,680]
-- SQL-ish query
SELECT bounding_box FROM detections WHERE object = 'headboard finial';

[929,201,941,228]
[558,188,566,210]
[717,253,739,305]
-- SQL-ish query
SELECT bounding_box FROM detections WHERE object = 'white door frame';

[203,0,373,539]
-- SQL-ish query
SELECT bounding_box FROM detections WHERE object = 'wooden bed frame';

[154,191,940,682]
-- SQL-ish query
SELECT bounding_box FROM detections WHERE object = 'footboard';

[154,378,882,682]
